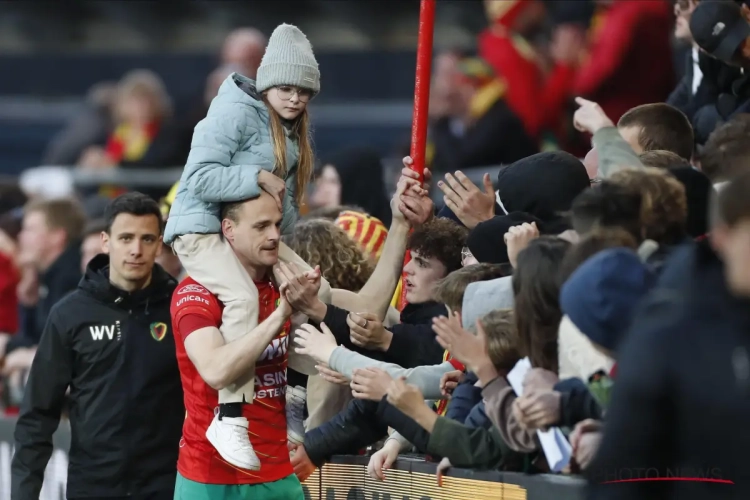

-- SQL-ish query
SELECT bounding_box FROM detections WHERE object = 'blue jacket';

[164,73,300,244]
[445,372,493,430]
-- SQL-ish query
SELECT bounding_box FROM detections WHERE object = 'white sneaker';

[206,410,261,470]
[286,385,307,445]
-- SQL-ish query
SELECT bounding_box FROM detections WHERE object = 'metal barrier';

[0,416,586,500]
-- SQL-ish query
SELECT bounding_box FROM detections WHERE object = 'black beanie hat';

[467,212,544,264]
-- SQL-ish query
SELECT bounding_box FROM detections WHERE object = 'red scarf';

[435,351,466,416]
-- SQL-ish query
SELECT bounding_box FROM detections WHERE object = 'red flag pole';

[398,0,435,310]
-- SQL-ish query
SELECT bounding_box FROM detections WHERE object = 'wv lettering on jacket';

[90,323,119,341]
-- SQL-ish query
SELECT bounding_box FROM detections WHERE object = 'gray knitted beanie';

[256,24,320,94]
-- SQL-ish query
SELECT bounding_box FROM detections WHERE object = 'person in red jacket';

[478,0,585,142]
[0,217,21,360]
[0,237,19,351]
[571,0,676,123]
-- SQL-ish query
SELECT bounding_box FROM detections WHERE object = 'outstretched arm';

[182,298,292,390]
[285,161,434,321]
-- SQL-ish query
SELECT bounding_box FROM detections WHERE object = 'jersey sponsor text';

[176,295,210,307]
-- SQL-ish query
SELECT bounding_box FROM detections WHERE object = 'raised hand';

[573,97,614,135]
[438,171,495,229]
[293,323,337,365]
[504,222,539,268]
[432,311,489,373]
[274,262,322,316]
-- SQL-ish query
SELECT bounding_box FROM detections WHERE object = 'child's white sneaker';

[206,410,261,470]
[286,385,307,445]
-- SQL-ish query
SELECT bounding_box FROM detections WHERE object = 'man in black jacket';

[11,192,184,500]
[587,172,750,500]
[668,0,742,145]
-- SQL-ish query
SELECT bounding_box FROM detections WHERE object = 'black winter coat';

[587,242,750,500]
[12,255,184,499]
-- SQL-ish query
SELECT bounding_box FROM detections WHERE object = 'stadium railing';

[0,416,586,500]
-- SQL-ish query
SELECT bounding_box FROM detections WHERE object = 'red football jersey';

[170,277,293,485]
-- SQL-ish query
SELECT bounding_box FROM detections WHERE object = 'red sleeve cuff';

[178,312,217,340]
[448,358,466,372]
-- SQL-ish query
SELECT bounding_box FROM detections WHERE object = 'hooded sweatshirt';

[11,255,183,499]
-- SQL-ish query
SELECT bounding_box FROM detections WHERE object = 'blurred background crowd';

[2,0,750,498]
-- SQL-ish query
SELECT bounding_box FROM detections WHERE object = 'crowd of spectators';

[2,1,750,499]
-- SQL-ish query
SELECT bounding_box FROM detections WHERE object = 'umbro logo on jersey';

[177,284,209,295]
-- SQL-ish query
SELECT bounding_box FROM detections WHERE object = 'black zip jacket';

[11,255,184,499]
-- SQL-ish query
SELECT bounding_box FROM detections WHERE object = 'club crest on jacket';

[150,322,168,341]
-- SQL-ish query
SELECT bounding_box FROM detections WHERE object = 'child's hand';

[386,377,425,418]
[293,323,337,364]
[258,170,287,211]
[439,370,464,398]
[436,457,452,487]
[316,363,350,386]
[367,438,401,481]
[432,312,489,373]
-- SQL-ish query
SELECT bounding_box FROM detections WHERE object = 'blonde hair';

[24,198,86,243]
[480,309,520,371]
[262,95,314,205]
[282,218,374,291]
[114,69,172,123]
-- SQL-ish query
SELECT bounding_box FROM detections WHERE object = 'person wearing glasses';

[163,23,331,471]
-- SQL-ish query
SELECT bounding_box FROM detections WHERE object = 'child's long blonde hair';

[263,95,314,205]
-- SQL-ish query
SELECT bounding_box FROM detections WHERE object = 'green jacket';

[426,417,527,472]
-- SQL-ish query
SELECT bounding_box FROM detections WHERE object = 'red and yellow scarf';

[105,121,160,164]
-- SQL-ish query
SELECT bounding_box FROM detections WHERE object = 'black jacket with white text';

[11,254,184,499]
